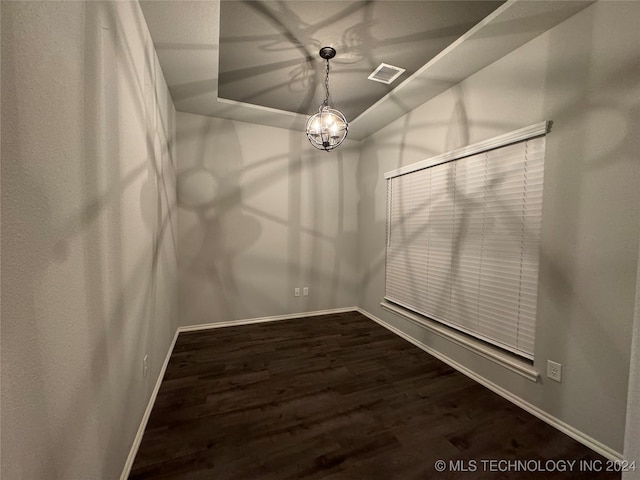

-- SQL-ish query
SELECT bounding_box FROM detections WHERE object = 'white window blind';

[384,124,548,360]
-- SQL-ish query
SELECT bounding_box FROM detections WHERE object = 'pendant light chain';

[322,58,330,109]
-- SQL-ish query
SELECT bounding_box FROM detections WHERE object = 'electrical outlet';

[294,288,300,297]
[303,287,309,296]
[143,354,149,378]
[547,360,562,382]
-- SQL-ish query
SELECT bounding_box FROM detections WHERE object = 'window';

[384,122,550,360]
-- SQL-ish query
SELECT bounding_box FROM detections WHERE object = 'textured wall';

[176,112,360,326]
[1,2,177,478]
[356,1,640,454]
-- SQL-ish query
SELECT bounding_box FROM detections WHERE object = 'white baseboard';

[356,307,623,462]
[177,307,357,333]
[120,328,181,480]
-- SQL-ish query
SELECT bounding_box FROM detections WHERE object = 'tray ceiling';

[140,0,593,140]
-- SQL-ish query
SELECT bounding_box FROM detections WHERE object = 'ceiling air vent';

[368,63,406,85]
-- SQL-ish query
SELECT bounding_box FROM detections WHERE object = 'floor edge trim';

[356,307,623,462]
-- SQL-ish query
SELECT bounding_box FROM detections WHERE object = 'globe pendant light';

[306,47,348,152]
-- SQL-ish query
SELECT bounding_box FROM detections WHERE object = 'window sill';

[380,301,540,382]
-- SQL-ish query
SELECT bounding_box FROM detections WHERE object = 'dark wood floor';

[130,311,619,479]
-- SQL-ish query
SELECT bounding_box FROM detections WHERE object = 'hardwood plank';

[130,311,619,479]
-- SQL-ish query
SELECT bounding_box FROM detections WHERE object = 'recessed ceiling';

[140,0,594,140]
[217,1,505,121]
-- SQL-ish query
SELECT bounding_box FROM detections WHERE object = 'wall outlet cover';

[547,360,562,382]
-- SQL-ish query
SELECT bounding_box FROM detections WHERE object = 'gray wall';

[1,1,177,478]
[356,1,639,454]
[2,1,638,476]
[624,232,640,477]
[176,112,361,326]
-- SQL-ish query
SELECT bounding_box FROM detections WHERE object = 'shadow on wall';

[358,36,636,315]
[177,119,262,322]
[176,112,361,324]
[535,7,636,426]
[356,2,638,451]
[1,2,177,478]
